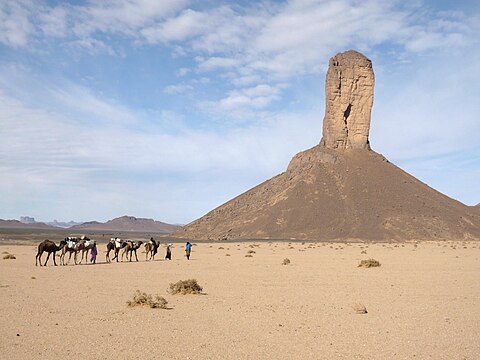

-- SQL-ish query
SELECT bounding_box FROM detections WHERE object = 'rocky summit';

[175,50,480,241]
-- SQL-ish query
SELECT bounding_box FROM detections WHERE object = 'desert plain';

[1,234,479,360]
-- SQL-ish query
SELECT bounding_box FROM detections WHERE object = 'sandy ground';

[1,240,479,360]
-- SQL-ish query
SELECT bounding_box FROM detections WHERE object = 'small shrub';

[282,258,291,265]
[352,303,368,314]
[245,254,253,258]
[3,254,16,260]
[169,279,203,295]
[1,251,9,254]
[225,254,231,256]
[247,250,256,254]
[31,276,36,280]
[218,247,224,250]
[127,290,168,309]
[360,250,367,254]
[358,258,381,268]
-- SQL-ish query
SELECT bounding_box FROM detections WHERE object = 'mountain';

[175,50,480,241]
[69,216,179,233]
[0,219,60,230]
[47,220,84,228]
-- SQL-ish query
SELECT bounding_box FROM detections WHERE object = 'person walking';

[165,243,172,260]
[185,242,192,260]
[90,243,97,264]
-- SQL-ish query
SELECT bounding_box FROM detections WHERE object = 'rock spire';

[320,50,374,150]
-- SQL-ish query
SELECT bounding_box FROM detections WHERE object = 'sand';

[1,240,479,359]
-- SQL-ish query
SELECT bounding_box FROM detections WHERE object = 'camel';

[123,241,143,262]
[78,239,97,264]
[145,238,160,261]
[35,239,67,266]
[60,237,84,265]
[106,238,127,263]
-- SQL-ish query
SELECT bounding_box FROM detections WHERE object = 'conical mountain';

[176,50,480,241]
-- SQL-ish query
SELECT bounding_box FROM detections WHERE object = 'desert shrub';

[282,258,291,265]
[352,303,368,314]
[358,258,381,268]
[360,250,367,254]
[3,254,16,260]
[245,254,253,258]
[218,247,224,249]
[225,254,231,256]
[127,290,168,309]
[247,250,256,254]
[1,251,9,254]
[169,279,203,295]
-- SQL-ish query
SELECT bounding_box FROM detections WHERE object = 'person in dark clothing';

[165,244,172,260]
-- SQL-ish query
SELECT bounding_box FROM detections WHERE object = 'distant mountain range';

[0,215,179,233]
[69,216,179,233]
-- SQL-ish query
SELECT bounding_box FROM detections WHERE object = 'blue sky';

[0,0,479,224]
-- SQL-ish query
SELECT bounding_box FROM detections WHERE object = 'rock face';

[320,50,374,150]
[174,50,480,241]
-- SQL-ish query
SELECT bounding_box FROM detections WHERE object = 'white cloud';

[164,83,193,94]
[0,0,34,47]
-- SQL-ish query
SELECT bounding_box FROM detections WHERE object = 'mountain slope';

[176,146,480,241]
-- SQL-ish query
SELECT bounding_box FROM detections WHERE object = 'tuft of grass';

[169,279,203,295]
[3,254,16,260]
[358,258,381,268]
[127,290,168,309]
[352,303,368,314]
[282,258,291,265]
[247,250,256,254]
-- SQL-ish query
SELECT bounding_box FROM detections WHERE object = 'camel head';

[59,239,68,248]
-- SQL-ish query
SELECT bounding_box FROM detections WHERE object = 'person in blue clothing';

[185,242,192,260]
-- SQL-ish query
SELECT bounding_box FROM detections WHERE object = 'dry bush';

[218,247,224,249]
[127,290,168,309]
[247,250,256,254]
[245,254,253,258]
[352,303,368,314]
[3,254,16,260]
[282,258,291,265]
[360,250,367,254]
[1,251,9,254]
[169,279,203,295]
[358,258,381,268]
[225,254,231,256]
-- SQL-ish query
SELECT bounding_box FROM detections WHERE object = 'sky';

[0,0,479,225]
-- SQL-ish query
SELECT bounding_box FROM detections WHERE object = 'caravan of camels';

[35,236,162,266]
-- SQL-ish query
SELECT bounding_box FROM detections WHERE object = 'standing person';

[165,243,172,260]
[90,243,97,264]
[185,242,192,260]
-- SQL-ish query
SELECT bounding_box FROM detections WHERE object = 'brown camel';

[60,238,84,265]
[36,239,67,266]
[79,239,96,264]
[123,241,143,262]
[106,238,127,263]
[145,238,160,261]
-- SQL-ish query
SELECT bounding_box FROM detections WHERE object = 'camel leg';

[44,252,51,266]
[74,251,78,265]
[53,251,57,266]
[135,250,138,262]
[36,251,42,266]
[106,249,110,263]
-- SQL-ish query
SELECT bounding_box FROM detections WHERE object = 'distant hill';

[69,216,179,233]
[47,220,83,228]
[0,219,60,230]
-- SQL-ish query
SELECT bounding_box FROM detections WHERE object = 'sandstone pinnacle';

[320,50,374,150]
